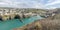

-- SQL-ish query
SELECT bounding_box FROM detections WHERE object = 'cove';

[0,15,43,30]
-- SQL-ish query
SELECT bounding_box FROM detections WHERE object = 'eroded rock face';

[14,14,20,19]
[0,16,3,21]
[2,15,9,21]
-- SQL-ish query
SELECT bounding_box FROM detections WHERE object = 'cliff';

[13,13,60,30]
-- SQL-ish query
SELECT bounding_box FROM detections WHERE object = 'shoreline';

[12,19,43,30]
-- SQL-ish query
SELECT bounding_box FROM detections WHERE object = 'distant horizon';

[0,7,58,9]
[0,0,60,9]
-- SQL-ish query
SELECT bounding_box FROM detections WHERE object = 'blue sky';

[0,0,60,9]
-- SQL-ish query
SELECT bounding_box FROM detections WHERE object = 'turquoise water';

[0,15,43,30]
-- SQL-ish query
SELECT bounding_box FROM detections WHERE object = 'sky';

[0,0,60,9]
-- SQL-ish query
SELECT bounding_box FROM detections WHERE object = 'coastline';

[12,17,43,30]
[13,14,60,30]
[12,19,43,30]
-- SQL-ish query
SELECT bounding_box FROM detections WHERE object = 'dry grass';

[40,14,60,30]
[40,19,60,30]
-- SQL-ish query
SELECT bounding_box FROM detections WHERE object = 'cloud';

[46,0,60,6]
[0,0,59,9]
[47,0,54,3]
[0,2,6,4]
[0,0,45,8]
[44,0,60,9]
